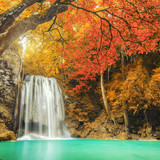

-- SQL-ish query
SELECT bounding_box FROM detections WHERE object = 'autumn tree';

[147,67,160,106]
[119,59,149,114]
[59,0,159,126]
[23,19,70,77]
[106,58,150,134]
[0,0,159,56]
[60,14,118,122]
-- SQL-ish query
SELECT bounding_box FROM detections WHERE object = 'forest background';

[0,0,160,139]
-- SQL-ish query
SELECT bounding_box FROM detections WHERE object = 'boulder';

[0,131,16,141]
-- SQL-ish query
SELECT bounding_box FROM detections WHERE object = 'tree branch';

[0,3,68,55]
[0,0,44,34]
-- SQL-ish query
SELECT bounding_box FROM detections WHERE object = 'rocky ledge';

[0,48,20,141]
[64,94,160,140]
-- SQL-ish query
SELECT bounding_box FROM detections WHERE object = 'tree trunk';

[121,49,130,134]
[123,106,129,133]
[100,71,116,125]
[121,49,125,81]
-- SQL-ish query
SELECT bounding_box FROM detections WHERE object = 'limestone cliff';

[0,47,20,140]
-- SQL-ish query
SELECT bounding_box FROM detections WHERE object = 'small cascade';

[18,75,70,140]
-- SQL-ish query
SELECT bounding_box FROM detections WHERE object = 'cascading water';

[18,75,70,140]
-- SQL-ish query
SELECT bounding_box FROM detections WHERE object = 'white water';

[18,75,70,140]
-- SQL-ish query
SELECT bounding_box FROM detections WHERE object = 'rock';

[68,128,79,137]
[0,131,16,141]
[146,125,152,135]
[80,127,92,138]
[117,132,128,140]
[155,131,160,139]
[131,134,140,140]
[0,47,20,141]
[141,132,147,138]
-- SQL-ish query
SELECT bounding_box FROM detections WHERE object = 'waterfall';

[18,75,70,140]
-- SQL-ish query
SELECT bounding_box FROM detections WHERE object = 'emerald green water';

[0,139,160,160]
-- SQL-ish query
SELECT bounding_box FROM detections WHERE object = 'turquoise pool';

[0,139,160,160]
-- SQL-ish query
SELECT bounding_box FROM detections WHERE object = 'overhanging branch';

[0,0,44,34]
[0,3,68,55]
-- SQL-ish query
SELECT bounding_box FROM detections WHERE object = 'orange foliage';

[148,67,160,106]
[0,0,21,14]
[119,59,149,113]
[106,72,123,112]
[107,58,149,114]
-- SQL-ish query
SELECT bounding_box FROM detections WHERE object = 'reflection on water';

[21,141,61,160]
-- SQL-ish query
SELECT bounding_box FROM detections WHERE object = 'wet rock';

[0,131,16,141]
